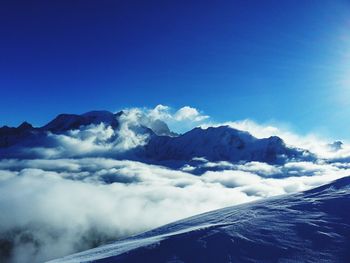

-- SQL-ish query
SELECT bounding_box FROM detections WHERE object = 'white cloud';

[174,106,209,122]
[7,115,151,159]
[202,170,261,188]
[120,105,209,134]
[234,161,282,177]
[148,104,172,120]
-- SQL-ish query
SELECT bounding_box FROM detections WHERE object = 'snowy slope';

[49,176,350,263]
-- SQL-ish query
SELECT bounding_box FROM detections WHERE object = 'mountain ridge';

[0,110,312,165]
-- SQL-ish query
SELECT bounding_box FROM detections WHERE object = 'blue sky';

[1,0,350,139]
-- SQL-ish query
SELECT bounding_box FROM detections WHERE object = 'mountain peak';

[41,110,119,132]
[328,141,343,151]
[17,121,33,130]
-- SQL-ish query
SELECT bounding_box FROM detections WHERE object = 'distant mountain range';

[0,110,313,165]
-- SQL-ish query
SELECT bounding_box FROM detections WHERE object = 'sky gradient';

[1,0,350,139]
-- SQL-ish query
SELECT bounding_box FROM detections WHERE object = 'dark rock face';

[329,141,343,151]
[0,122,35,148]
[17,121,33,130]
[42,111,120,132]
[148,119,177,137]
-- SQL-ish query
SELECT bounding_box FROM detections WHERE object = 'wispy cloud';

[124,105,209,133]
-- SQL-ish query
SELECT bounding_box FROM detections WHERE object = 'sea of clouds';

[1,105,350,262]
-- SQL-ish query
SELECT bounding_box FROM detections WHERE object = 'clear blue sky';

[1,0,350,139]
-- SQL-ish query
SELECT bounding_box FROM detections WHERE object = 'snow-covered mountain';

[49,176,350,263]
[0,110,311,164]
[0,111,121,148]
[142,126,310,164]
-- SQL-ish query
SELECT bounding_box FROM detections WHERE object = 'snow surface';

[49,176,350,263]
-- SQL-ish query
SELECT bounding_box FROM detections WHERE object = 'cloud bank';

[0,157,348,262]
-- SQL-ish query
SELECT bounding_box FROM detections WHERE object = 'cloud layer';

[0,156,349,262]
